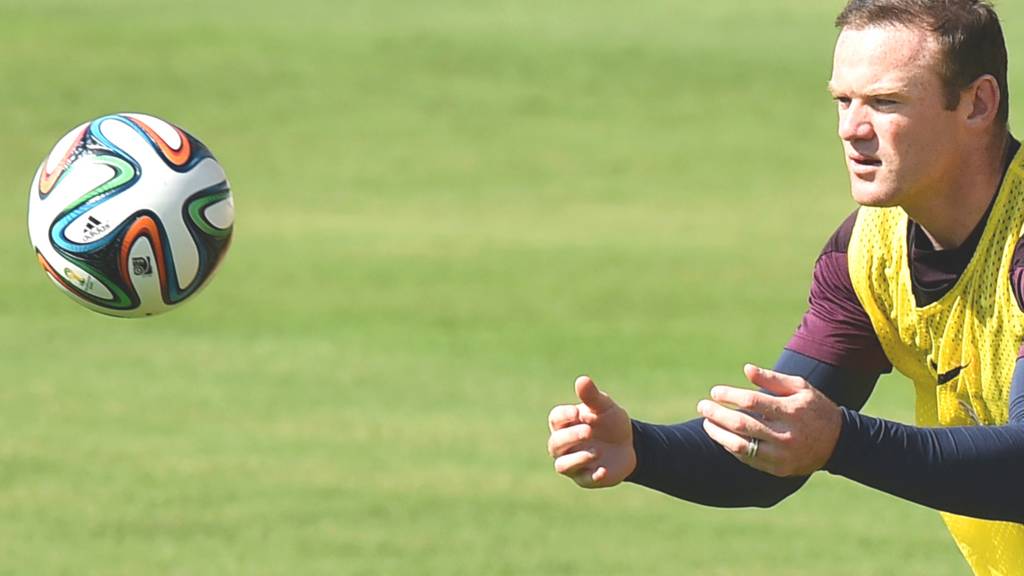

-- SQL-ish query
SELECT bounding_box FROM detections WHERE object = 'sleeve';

[626,349,879,507]
[785,210,893,374]
[824,358,1024,523]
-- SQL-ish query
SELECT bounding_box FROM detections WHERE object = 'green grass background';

[3,1,1022,574]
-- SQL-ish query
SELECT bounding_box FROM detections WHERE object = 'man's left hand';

[697,364,842,477]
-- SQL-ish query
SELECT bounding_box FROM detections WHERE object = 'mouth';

[849,154,882,168]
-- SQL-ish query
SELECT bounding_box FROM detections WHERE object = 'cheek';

[880,119,930,169]
[892,113,957,158]
[881,117,911,148]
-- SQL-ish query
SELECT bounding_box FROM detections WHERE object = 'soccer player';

[546,1,1024,574]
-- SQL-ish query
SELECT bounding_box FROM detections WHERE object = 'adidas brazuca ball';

[28,113,233,317]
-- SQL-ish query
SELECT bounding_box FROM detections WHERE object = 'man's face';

[829,25,964,208]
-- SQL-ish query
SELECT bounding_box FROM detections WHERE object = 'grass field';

[2,1,1022,574]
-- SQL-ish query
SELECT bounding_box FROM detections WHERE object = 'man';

[546,1,1024,574]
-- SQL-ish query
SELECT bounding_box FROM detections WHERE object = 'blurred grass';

[4,0,1021,574]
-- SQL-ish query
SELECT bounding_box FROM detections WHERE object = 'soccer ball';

[27,113,234,317]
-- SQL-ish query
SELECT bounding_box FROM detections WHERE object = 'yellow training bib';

[847,146,1024,576]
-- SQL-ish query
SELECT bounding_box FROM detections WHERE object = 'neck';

[906,134,1009,250]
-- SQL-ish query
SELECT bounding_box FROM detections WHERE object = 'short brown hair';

[836,0,1009,127]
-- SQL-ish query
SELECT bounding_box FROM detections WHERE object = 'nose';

[837,101,875,141]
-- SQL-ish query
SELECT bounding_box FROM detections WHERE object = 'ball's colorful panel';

[187,187,234,238]
[123,113,190,166]
[35,249,133,311]
[39,122,88,197]
[50,156,135,250]
[118,214,168,291]
[121,234,165,311]
[124,113,183,150]
[59,264,114,300]
[203,197,234,231]
[49,157,120,213]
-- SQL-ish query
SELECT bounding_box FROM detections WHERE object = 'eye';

[833,96,851,109]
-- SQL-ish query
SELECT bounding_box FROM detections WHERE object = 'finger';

[708,386,784,418]
[575,376,616,414]
[702,417,753,459]
[574,466,610,489]
[698,399,774,440]
[744,364,808,397]
[547,423,593,457]
[554,448,599,476]
[548,404,581,432]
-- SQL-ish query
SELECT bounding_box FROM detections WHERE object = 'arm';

[547,222,886,502]
[627,349,878,507]
[702,358,1024,523]
[822,358,1024,522]
[547,214,883,503]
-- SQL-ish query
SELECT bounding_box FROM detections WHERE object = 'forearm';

[824,358,1024,523]
[628,418,805,507]
[626,349,878,508]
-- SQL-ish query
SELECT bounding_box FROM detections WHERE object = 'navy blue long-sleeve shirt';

[627,350,1024,522]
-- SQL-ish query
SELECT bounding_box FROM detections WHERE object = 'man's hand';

[547,376,637,488]
[698,364,842,477]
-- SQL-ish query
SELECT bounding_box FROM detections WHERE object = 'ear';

[962,74,1000,128]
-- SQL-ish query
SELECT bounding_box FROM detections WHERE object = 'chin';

[849,179,901,208]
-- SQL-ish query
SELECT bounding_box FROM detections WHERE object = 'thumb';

[744,363,806,396]
[575,375,616,413]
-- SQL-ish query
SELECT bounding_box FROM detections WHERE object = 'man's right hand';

[546,376,637,488]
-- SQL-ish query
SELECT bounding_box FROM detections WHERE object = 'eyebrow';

[826,82,906,98]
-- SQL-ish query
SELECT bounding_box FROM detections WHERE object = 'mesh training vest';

[848,148,1024,575]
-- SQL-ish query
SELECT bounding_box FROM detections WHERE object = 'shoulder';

[809,210,859,309]
[784,209,891,374]
[819,209,859,258]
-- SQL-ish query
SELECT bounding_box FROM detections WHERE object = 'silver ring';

[745,437,759,459]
